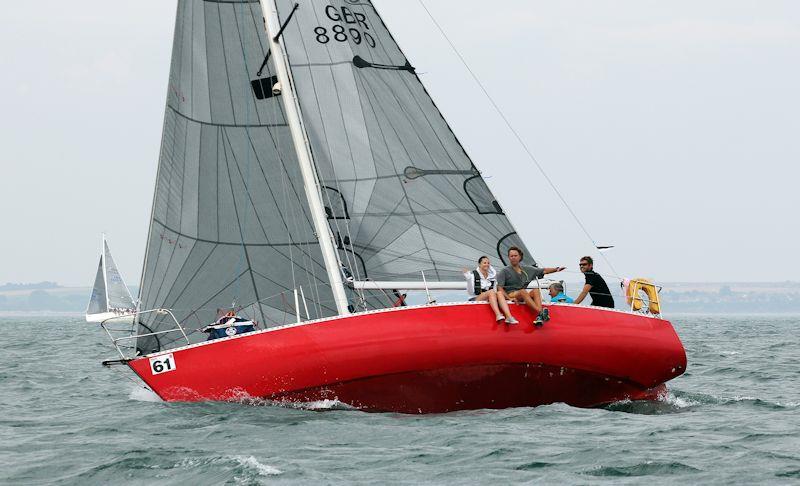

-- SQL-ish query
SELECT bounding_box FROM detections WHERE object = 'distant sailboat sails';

[86,237,136,323]
[135,0,532,355]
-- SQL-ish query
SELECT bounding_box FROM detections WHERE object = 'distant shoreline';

[1,281,799,314]
[0,311,83,317]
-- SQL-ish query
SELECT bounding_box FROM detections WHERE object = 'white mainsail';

[86,237,135,323]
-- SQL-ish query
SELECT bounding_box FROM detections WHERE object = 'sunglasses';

[579,262,589,267]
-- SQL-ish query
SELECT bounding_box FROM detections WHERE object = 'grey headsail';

[273,0,532,309]
[135,0,335,354]
[86,257,107,317]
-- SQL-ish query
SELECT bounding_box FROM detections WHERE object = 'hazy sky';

[1,1,798,287]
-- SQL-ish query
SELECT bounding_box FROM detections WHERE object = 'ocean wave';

[620,389,800,412]
[584,461,701,477]
[715,395,798,410]
[232,455,282,477]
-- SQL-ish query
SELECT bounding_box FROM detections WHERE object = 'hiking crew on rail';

[463,256,517,324]
[496,246,565,326]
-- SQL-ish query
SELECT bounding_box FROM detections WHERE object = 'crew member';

[573,256,615,308]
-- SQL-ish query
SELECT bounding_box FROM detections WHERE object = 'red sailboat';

[124,303,684,413]
[94,0,686,413]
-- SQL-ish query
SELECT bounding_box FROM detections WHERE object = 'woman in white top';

[464,256,517,324]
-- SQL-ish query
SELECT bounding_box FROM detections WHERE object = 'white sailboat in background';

[85,236,136,323]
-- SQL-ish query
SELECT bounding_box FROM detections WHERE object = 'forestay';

[273,0,533,309]
[136,0,336,354]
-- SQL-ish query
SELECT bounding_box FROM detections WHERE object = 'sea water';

[1,315,798,484]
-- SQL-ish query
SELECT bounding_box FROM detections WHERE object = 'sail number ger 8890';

[314,5,375,48]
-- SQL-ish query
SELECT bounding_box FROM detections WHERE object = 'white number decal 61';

[149,353,176,375]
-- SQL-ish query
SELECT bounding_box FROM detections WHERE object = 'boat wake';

[128,384,355,410]
[270,398,357,411]
[605,388,798,414]
[128,386,162,402]
[214,388,358,411]
[604,392,697,415]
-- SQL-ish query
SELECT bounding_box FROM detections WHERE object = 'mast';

[258,0,350,315]
[101,233,109,312]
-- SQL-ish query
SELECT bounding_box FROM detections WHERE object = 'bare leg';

[476,291,503,320]
[497,293,513,319]
[486,290,503,319]
[499,290,519,324]
[518,291,541,315]
[528,289,543,315]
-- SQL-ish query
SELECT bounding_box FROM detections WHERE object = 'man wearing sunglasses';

[573,256,615,308]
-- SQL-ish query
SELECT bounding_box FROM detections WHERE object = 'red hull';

[128,303,686,413]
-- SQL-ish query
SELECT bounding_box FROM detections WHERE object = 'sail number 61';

[149,353,176,375]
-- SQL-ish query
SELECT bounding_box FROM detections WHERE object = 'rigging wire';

[270,22,332,320]
[272,10,365,314]
[232,2,255,312]
[272,79,301,317]
[273,27,325,320]
[416,0,620,279]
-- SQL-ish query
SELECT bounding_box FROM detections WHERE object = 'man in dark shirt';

[573,256,615,308]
